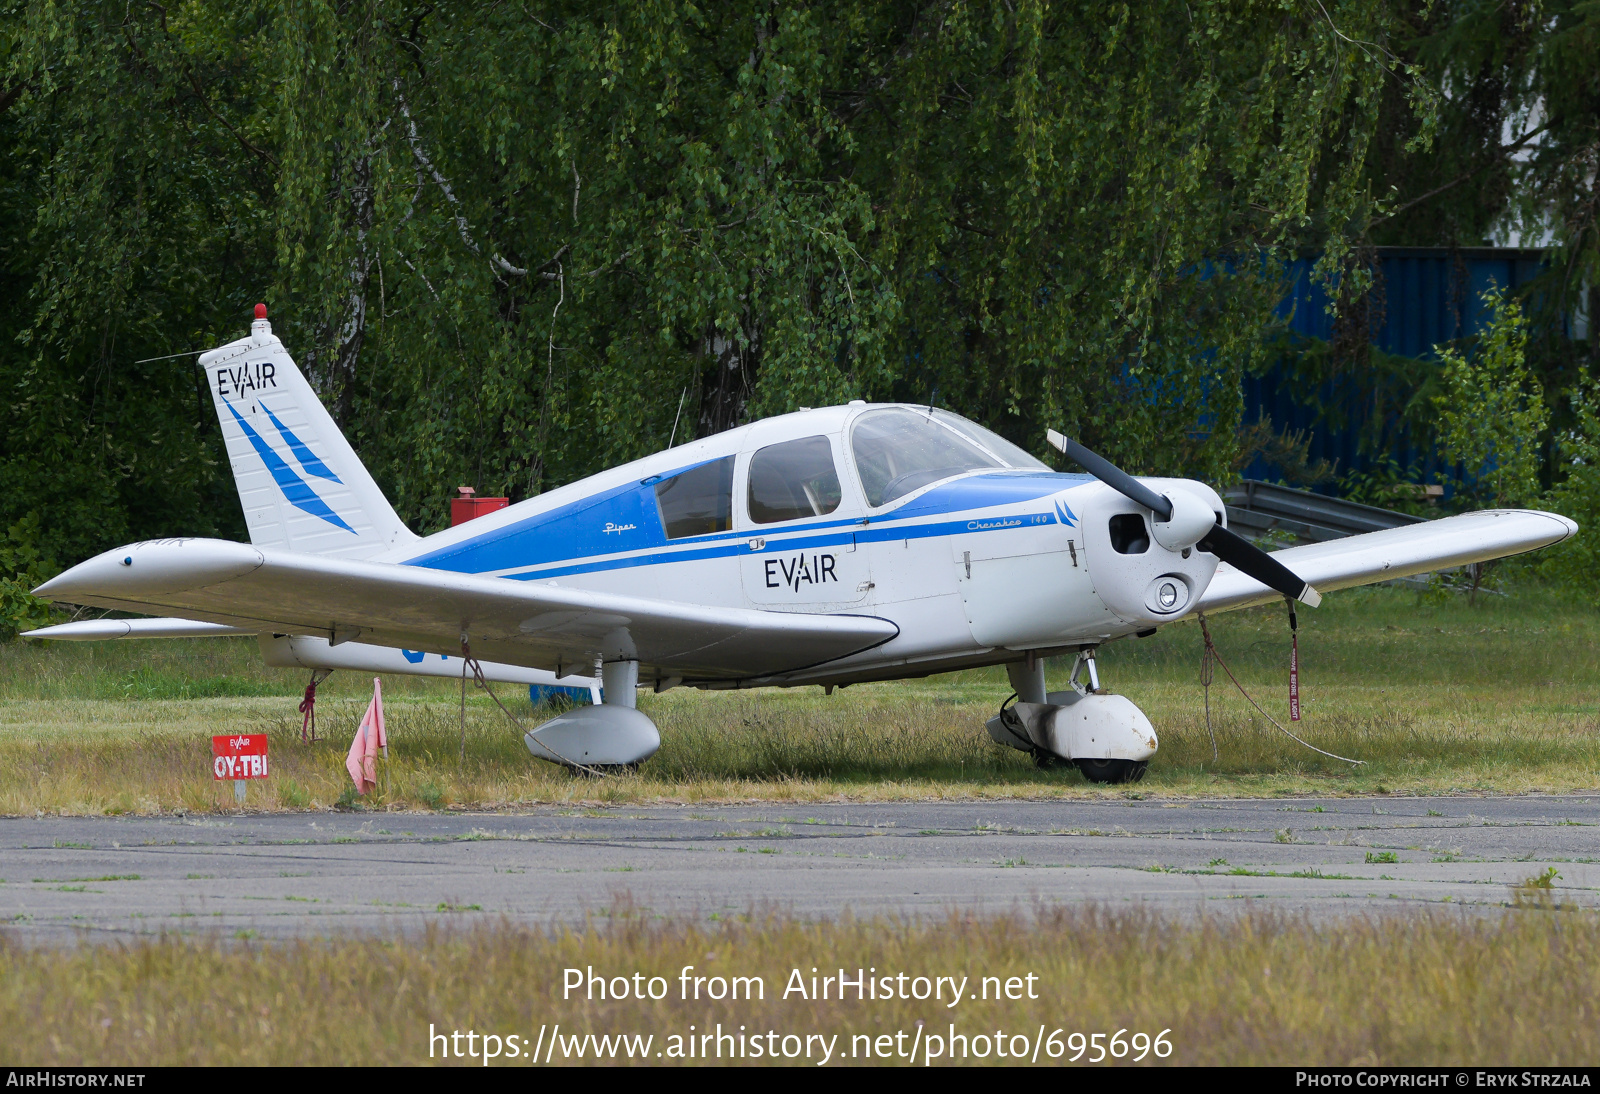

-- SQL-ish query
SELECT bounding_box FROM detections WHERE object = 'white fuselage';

[375,404,1225,688]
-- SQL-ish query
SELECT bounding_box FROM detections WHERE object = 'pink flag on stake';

[345,677,388,795]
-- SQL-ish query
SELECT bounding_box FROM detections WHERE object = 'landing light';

[1143,574,1190,615]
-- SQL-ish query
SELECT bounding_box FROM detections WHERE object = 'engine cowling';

[1079,479,1224,627]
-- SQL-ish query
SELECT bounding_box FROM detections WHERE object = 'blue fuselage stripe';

[403,471,1088,581]
[503,515,1065,581]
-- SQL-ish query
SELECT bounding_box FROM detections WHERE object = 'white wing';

[1192,509,1577,615]
[33,538,898,683]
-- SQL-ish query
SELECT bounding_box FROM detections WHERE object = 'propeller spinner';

[1045,429,1321,608]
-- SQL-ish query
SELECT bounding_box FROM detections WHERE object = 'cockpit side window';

[850,408,1003,507]
[655,456,734,539]
[747,436,843,524]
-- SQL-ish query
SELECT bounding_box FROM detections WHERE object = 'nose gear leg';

[1067,647,1102,696]
[1006,656,1047,704]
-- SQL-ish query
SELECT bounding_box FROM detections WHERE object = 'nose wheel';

[991,648,1159,781]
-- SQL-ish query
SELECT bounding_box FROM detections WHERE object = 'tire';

[1075,758,1148,784]
[1032,749,1063,770]
[572,762,640,778]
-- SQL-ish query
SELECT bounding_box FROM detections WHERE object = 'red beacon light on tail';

[451,485,508,526]
[254,303,268,320]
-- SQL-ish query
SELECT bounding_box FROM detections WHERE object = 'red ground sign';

[212,734,269,780]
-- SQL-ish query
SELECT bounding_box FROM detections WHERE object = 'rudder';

[199,305,417,559]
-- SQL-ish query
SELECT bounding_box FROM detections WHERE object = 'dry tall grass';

[4,584,1599,812]
[2,907,1596,1065]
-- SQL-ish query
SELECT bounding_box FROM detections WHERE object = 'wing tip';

[1480,508,1579,543]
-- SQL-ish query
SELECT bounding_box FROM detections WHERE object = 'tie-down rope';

[299,668,332,743]
[458,640,610,777]
[1197,612,1363,767]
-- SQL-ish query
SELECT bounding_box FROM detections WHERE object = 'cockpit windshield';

[930,410,1049,472]
[850,407,1043,507]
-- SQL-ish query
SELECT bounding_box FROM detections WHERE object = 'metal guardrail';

[1223,479,1426,545]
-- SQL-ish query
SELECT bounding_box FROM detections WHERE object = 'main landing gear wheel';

[573,762,641,778]
[1075,758,1148,784]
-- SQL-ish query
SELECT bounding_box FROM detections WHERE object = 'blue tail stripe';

[226,401,357,534]
[261,401,343,483]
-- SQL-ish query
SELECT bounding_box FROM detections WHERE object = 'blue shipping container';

[1242,247,1551,487]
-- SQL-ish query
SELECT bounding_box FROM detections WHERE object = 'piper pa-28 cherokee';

[28,306,1578,782]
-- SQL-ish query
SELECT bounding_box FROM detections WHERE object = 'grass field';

[3,905,1597,1065]
[2,583,1599,813]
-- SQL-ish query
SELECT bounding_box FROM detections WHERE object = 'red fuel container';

[450,487,509,526]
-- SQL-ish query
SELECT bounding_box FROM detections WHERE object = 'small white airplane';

[28,306,1577,781]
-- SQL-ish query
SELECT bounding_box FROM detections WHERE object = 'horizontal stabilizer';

[24,618,255,640]
[21,617,595,690]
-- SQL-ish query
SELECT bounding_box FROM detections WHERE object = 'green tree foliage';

[1433,286,1547,508]
[0,0,1421,594]
[1252,1,1597,504]
[1361,0,1598,391]
[1367,1,1598,272]
[1543,376,1600,603]
[0,514,55,639]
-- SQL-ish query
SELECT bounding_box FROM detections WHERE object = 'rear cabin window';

[850,408,1002,507]
[747,436,843,524]
[654,456,734,539]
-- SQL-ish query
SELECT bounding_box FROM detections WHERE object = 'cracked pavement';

[3,796,1597,943]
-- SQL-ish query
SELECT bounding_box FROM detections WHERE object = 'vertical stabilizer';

[199,306,417,559]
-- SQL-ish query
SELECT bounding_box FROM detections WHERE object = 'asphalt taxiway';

[3,796,1596,942]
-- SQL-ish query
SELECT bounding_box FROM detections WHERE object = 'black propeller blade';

[1195,523,1321,607]
[1045,429,1321,607]
[1047,430,1172,521]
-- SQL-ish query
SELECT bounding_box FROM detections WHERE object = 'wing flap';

[1191,509,1577,615]
[34,538,898,680]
